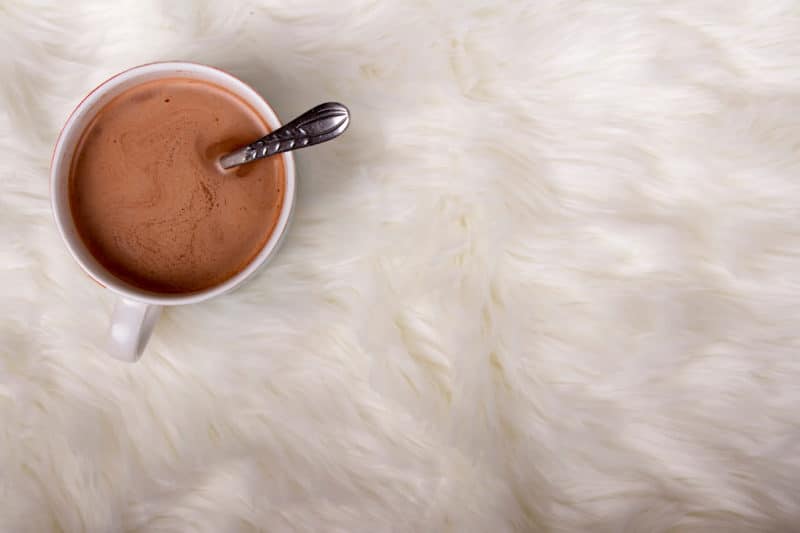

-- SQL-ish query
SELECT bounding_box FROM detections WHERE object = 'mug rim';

[50,61,296,306]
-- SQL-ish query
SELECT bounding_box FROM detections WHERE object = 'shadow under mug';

[50,61,296,362]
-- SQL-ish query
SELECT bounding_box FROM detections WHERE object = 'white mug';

[50,62,296,362]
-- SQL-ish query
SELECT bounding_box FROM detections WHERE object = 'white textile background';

[1,1,800,531]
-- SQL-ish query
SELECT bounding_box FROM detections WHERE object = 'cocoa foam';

[69,77,284,293]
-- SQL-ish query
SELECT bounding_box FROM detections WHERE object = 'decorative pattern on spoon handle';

[241,102,350,164]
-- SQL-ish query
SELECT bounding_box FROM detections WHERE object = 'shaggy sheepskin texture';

[2,1,800,531]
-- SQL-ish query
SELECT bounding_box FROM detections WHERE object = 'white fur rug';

[2,1,800,531]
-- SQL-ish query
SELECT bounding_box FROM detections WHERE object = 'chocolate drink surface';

[69,77,285,293]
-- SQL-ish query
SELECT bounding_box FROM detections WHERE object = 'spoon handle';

[219,102,350,169]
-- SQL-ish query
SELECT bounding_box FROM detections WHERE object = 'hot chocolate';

[69,77,284,293]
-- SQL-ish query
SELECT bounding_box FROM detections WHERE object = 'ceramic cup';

[50,62,296,362]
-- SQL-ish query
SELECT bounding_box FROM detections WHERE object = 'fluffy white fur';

[2,1,800,531]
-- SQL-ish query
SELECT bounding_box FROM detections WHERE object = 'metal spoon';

[219,102,350,169]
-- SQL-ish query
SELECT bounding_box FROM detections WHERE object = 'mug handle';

[108,297,162,362]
